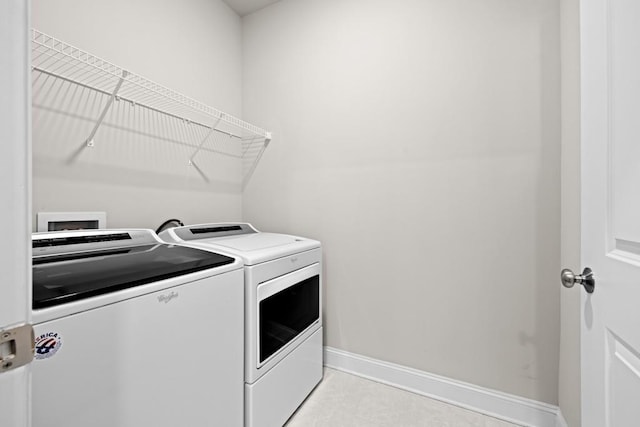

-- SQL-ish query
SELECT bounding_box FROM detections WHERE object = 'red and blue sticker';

[34,332,63,360]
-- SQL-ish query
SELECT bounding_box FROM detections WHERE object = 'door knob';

[561,267,595,294]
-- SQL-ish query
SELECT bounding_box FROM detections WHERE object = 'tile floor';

[285,368,522,427]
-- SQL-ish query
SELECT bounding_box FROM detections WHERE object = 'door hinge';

[0,324,34,373]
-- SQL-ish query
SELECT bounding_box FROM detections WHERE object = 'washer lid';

[32,243,235,309]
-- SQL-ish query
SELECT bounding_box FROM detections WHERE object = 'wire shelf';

[31,29,271,187]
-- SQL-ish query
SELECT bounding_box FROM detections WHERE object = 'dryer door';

[256,263,320,367]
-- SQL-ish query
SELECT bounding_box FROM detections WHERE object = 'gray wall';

[559,0,581,425]
[242,0,562,404]
[31,0,243,230]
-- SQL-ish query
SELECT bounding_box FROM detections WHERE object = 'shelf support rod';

[188,116,223,165]
[84,70,128,147]
[188,159,210,183]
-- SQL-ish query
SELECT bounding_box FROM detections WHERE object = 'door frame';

[0,1,32,426]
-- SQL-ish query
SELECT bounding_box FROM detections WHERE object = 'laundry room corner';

[241,0,562,410]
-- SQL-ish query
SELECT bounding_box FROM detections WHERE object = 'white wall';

[31,0,243,230]
[559,0,581,425]
[243,0,561,404]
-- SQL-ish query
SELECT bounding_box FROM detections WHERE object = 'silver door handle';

[561,267,595,294]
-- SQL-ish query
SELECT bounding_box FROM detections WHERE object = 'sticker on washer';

[34,332,63,360]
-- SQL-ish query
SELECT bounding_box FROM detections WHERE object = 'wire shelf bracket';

[85,70,128,148]
[189,116,223,165]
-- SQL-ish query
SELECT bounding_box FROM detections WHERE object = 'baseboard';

[324,346,561,427]
[555,410,568,427]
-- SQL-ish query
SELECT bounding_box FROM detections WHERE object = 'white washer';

[31,229,245,427]
[160,223,323,427]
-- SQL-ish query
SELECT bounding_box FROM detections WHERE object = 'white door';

[0,1,32,426]
[580,0,640,425]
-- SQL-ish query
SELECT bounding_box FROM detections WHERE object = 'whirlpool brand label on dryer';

[34,332,63,360]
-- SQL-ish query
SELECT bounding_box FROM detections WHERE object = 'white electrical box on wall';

[36,212,107,232]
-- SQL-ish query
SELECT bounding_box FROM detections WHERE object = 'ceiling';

[222,0,282,16]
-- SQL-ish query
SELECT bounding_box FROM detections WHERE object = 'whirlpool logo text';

[157,291,179,304]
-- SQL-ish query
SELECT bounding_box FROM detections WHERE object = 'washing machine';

[159,223,323,427]
[31,229,245,427]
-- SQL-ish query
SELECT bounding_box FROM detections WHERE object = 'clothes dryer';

[160,223,323,427]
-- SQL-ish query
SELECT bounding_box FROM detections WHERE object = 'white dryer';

[160,223,323,427]
[31,229,245,427]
